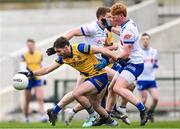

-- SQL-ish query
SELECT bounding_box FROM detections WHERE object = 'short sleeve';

[153,49,158,68]
[80,24,96,36]
[55,56,64,64]
[122,29,136,44]
[77,43,92,54]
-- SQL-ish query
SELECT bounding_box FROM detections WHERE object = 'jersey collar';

[120,18,130,28]
[96,21,105,31]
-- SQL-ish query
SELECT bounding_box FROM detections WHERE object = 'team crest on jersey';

[124,34,132,39]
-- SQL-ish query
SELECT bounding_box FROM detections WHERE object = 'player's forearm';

[33,67,51,76]
[101,48,117,61]
[118,44,131,59]
[64,31,74,40]
[105,44,118,51]
[112,27,120,36]
[64,28,82,40]
[118,50,130,59]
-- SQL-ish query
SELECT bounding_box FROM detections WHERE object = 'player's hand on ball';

[46,47,56,56]
[18,71,34,78]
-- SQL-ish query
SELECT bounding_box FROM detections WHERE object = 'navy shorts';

[26,79,42,90]
[85,73,108,93]
[137,80,157,91]
[117,63,144,84]
[111,63,122,72]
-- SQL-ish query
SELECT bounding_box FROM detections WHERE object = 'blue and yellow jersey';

[55,43,106,79]
[22,50,42,71]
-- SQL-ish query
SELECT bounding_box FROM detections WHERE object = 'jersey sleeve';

[80,24,96,36]
[77,43,92,54]
[153,50,158,68]
[122,29,137,44]
[55,56,64,64]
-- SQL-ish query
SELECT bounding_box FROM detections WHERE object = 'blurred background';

[0,0,180,123]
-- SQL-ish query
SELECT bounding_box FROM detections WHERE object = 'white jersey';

[80,21,107,59]
[138,47,158,80]
[119,19,143,64]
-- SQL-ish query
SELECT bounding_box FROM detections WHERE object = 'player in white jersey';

[97,3,149,126]
[137,33,159,123]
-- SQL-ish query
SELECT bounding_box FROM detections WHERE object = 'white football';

[12,73,29,90]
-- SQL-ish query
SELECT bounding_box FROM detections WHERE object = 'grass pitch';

[0,120,180,129]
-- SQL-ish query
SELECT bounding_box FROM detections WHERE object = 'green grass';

[0,120,180,129]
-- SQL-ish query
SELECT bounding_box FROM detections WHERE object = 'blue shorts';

[26,79,42,90]
[117,63,144,84]
[137,80,157,91]
[111,63,122,72]
[85,73,108,93]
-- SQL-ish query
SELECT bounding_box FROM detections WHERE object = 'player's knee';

[128,83,135,91]
[153,97,159,103]
[72,91,81,99]
[108,86,114,93]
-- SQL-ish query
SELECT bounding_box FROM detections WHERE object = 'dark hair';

[53,36,70,48]
[96,7,111,19]
[26,39,35,44]
[142,33,151,38]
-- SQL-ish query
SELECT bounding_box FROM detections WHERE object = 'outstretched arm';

[92,46,118,61]
[33,62,61,76]
[105,44,118,51]
[64,28,83,40]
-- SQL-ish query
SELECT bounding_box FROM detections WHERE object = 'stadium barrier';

[53,74,180,121]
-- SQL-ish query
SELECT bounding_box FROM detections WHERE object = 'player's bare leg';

[106,71,131,122]
[65,67,117,126]
[58,91,75,108]
[105,71,118,113]
[23,90,31,123]
[112,76,148,126]
[116,83,135,125]
[88,88,117,126]
[148,88,159,122]
[47,75,85,126]
[140,90,148,104]
[73,80,117,126]
[34,86,47,122]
